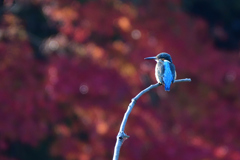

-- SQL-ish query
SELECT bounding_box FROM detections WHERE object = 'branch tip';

[174,78,191,83]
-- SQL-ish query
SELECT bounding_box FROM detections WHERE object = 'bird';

[145,52,176,91]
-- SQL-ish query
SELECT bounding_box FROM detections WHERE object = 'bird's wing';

[170,63,176,82]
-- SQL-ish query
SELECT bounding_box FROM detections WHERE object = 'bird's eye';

[161,58,165,61]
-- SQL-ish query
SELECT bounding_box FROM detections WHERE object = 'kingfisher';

[145,52,176,91]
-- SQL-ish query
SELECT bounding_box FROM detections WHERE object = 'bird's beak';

[144,57,156,60]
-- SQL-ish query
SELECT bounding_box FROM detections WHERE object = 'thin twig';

[112,78,191,160]
[174,78,191,83]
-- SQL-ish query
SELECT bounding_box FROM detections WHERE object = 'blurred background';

[0,0,240,160]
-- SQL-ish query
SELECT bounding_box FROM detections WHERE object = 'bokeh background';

[0,0,240,160]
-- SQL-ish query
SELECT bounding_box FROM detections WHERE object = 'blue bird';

[145,52,176,91]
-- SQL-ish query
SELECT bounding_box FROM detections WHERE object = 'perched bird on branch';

[145,53,176,91]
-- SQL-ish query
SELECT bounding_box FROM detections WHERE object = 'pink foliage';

[0,0,240,160]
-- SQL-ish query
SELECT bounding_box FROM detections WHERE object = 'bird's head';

[144,52,172,63]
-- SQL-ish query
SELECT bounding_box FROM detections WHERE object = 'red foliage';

[0,0,240,160]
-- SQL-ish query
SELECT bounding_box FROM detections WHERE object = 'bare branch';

[112,78,191,160]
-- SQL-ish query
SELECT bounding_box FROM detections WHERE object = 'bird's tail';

[164,84,171,91]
